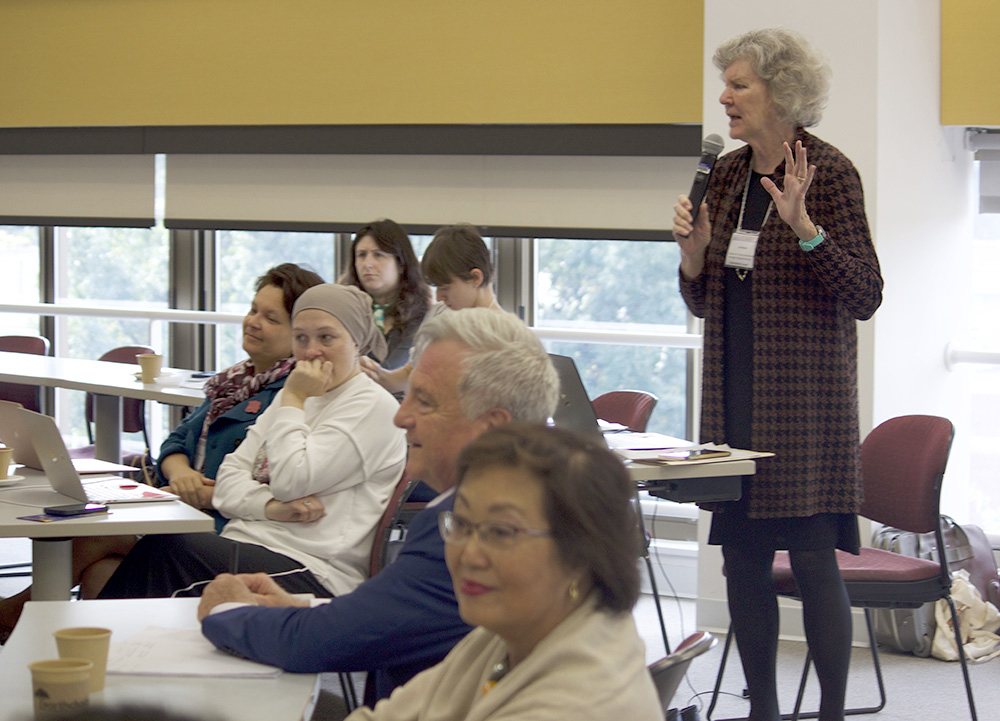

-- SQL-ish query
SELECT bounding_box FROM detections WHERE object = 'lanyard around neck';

[736,169,774,232]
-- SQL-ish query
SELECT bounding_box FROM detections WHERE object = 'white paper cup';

[53,626,112,692]
[29,658,92,719]
[0,446,12,480]
[137,353,164,383]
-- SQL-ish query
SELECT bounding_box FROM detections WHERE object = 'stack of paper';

[107,626,282,678]
[615,443,775,465]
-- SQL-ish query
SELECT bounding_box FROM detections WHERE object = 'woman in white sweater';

[348,424,661,721]
[98,284,406,600]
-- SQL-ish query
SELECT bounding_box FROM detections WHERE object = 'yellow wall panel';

[0,0,703,127]
[941,0,1000,126]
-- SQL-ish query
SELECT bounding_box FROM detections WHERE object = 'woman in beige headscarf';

[98,284,407,601]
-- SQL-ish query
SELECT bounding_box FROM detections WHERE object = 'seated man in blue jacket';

[196,308,559,703]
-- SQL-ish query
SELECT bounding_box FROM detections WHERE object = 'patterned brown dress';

[680,129,883,538]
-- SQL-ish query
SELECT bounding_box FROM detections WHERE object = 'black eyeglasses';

[437,510,551,550]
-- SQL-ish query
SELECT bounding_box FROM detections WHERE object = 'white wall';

[872,1,978,512]
[696,0,976,641]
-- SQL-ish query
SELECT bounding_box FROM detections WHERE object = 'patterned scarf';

[201,357,294,430]
[372,301,393,335]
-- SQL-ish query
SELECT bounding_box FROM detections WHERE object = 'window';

[0,226,41,334]
[214,230,337,369]
[533,238,690,437]
[946,213,1000,533]
[410,234,435,258]
[53,225,170,446]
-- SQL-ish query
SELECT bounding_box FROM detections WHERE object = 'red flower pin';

[246,400,262,414]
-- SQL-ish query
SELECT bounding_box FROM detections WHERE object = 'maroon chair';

[339,470,424,712]
[591,389,658,432]
[0,335,51,412]
[69,345,154,462]
[707,415,978,721]
[369,471,419,579]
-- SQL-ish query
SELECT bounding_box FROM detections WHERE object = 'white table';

[0,469,214,600]
[0,597,319,721]
[0,350,206,462]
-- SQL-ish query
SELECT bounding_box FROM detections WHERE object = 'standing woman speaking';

[672,28,883,721]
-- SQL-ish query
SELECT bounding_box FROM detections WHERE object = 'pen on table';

[229,543,239,574]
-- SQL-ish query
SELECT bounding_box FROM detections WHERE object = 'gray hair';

[714,28,830,128]
[413,308,559,424]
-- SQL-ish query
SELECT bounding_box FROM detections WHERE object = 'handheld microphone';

[678,134,725,236]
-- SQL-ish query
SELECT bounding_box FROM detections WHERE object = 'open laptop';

[548,354,606,441]
[0,400,136,475]
[548,354,691,451]
[17,408,177,504]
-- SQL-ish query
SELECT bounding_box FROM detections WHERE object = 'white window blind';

[164,153,692,237]
[0,155,155,227]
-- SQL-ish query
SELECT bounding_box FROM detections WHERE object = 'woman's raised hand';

[359,356,386,383]
[282,358,334,407]
[673,194,712,279]
[760,140,818,240]
[361,356,410,395]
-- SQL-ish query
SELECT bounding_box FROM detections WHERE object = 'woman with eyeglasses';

[346,424,660,721]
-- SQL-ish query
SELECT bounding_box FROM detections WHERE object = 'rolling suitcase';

[871,517,1000,656]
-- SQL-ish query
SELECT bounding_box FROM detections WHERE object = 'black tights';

[723,543,852,721]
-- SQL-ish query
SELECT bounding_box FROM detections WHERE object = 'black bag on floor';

[871,517,1000,656]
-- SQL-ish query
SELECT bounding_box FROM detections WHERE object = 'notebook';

[0,400,137,475]
[17,408,177,504]
[547,354,693,451]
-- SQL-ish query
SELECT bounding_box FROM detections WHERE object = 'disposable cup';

[0,446,12,479]
[28,658,92,719]
[137,353,164,383]
[53,627,112,692]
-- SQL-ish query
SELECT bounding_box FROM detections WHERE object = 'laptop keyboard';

[85,484,153,502]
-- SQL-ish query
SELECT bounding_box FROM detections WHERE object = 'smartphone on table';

[43,503,109,517]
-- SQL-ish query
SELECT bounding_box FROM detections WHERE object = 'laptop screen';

[547,354,604,441]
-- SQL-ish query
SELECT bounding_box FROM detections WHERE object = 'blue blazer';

[201,494,472,701]
[156,375,287,531]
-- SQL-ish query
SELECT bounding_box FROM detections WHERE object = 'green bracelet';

[799,225,826,252]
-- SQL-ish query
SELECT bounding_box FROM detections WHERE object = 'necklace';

[731,170,773,282]
[481,657,510,696]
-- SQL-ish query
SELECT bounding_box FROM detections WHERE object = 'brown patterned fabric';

[680,129,883,518]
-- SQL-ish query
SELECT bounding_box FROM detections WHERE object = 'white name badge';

[724,229,760,270]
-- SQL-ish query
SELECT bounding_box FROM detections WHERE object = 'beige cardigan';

[347,597,661,721]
